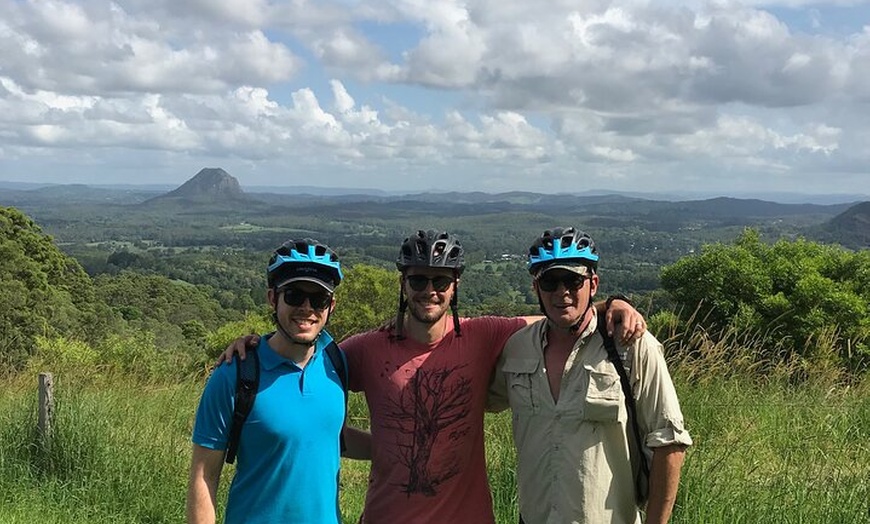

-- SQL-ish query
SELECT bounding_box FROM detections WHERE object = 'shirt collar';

[258,330,335,371]
[538,310,599,348]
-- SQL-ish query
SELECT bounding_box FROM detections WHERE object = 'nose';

[554,281,570,293]
[297,297,315,311]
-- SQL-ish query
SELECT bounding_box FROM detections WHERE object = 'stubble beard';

[287,331,318,346]
[275,316,322,346]
[408,299,450,325]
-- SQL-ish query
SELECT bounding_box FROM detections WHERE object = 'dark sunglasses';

[281,288,333,310]
[406,275,453,292]
[537,274,588,293]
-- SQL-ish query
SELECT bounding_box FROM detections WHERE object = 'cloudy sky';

[1,0,868,196]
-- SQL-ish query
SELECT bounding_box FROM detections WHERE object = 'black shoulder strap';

[597,312,651,503]
[225,348,260,464]
[323,341,349,453]
[323,341,348,399]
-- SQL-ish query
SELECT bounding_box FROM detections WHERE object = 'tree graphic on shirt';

[383,364,472,496]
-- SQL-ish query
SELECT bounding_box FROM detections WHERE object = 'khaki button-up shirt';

[488,315,692,524]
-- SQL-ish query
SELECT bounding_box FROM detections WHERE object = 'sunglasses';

[537,274,588,293]
[406,275,453,292]
[281,288,333,310]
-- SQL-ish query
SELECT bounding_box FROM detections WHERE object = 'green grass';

[673,378,870,523]
[1,369,868,524]
[0,375,196,524]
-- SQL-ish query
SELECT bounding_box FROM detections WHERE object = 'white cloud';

[0,0,868,195]
[0,1,301,94]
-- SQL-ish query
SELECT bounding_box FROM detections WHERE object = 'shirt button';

[555,413,562,420]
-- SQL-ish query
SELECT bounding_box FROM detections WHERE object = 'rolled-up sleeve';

[631,333,693,449]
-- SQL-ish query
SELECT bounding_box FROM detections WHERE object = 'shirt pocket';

[582,364,623,423]
[502,358,540,413]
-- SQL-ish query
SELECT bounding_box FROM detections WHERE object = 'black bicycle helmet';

[527,227,599,276]
[396,230,465,275]
[394,230,464,339]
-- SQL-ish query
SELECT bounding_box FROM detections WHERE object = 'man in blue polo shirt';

[187,239,356,524]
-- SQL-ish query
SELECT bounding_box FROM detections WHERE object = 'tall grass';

[674,377,869,523]
[653,310,870,523]
[2,323,869,523]
[0,373,200,524]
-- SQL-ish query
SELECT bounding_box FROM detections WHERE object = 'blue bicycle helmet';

[267,238,343,292]
[528,227,599,275]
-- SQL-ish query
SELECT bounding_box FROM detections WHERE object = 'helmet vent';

[527,227,599,275]
[432,241,446,259]
[396,230,465,274]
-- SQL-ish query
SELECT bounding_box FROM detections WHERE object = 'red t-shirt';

[343,316,527,524]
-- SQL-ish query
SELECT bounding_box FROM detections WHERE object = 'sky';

[0,0,869,196]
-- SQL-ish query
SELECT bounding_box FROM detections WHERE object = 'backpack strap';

[225,348,260,464]
[323,341,348,399]
[323,341,349,453]
[597,312,651,504]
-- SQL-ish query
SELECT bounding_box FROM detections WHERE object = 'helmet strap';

[271,310,320,347]
[569,298,595,334]
[450,274,461,337]
[394,289,408,341]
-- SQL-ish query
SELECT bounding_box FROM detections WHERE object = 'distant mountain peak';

[163,168,244,200]
[823,201,870,248]
[141,168,252,208]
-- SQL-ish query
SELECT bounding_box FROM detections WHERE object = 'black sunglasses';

[406,275,453,292]
[537,274,588,293]
[281,288,333,310]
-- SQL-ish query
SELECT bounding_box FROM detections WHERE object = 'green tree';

[661,229,870,371]
[329,264,397,340]
[0,207,111,367]
[203,310,273,362]
[93,271,235,331]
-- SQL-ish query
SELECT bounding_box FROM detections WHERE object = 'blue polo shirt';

[192,331,346,524]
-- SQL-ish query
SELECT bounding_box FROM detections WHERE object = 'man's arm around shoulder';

[186,444,226,524]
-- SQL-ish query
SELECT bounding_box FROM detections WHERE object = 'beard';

[407,297,450,324]
[286,331,319,345]
[273,313,324,346]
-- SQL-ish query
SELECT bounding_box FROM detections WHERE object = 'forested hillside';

[2,193,867,375]
[0,207,113,367]
[1,173,868,375]
[4,177,862,315]
[818,201,870,249]
[1,208,225,375]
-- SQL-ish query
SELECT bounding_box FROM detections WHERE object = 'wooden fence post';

[38,372,54,448]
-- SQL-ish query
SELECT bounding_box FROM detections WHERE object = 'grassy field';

[1,368,868,524]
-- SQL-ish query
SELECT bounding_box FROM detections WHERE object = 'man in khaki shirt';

[489,228,692,524]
